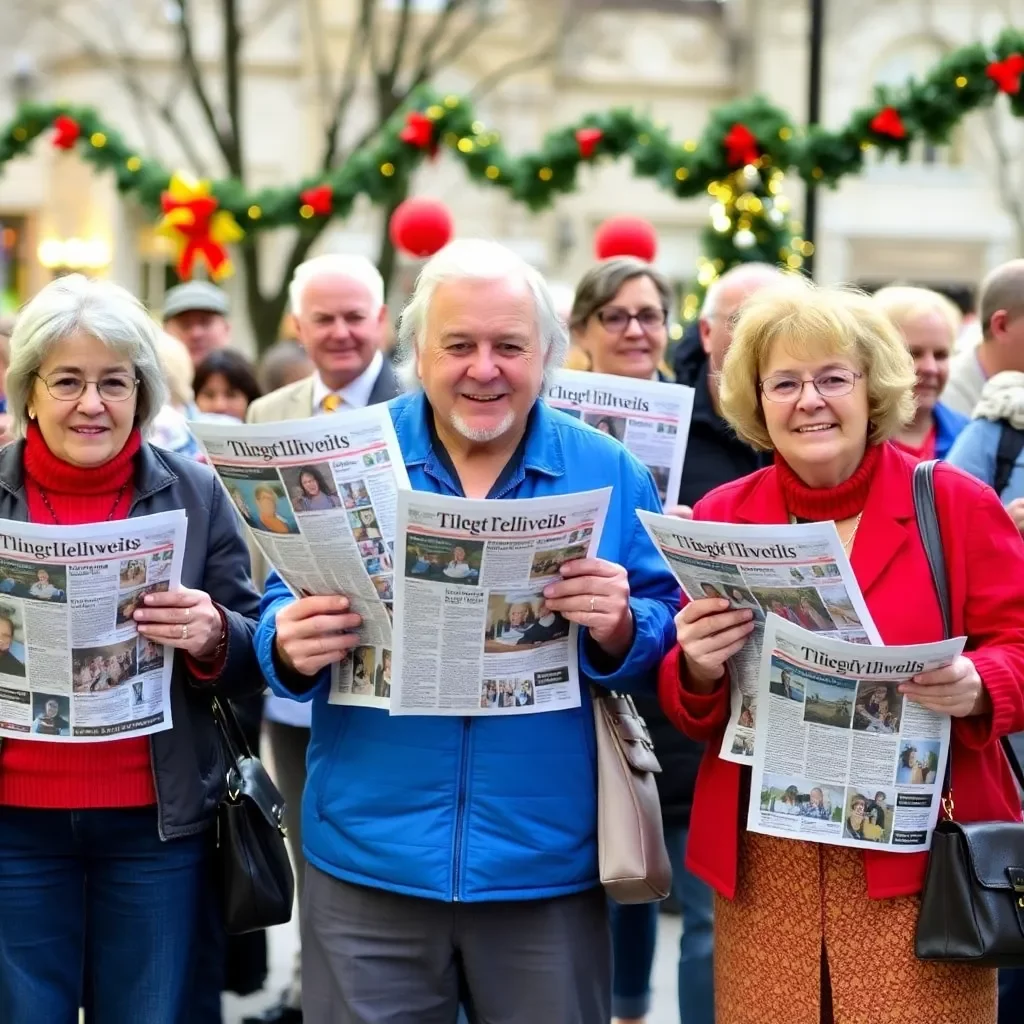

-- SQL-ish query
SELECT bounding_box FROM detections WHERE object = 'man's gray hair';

[289,254,385,317]
[395,239,568,387]
[701,262,785,320]
[6,274,168,438]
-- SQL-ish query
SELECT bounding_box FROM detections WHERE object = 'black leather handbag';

[212,697,295,935]
[911,460,1024,967]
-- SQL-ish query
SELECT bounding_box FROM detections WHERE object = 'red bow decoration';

[300,184,333,217]
[158,174,243,281]
[51,114,80,150]
[723,123,759,167]
[575,127,604,159]
[870,106,906,139]
[987,54,1024,94]
[400,112,435,151]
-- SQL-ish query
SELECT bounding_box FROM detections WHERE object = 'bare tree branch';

[222,0,245,175]
[467,2,578,102]
[409,0,470,87]
[174,0,235,170]
[33,0,211,173]
[303,0,334,115]
[320,0,375,170]
[243,0,292,36]
[385,0,417,82]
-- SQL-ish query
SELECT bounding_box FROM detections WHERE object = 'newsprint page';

[0,511,186,742]
[192,409,409,709]
[545,369,694,508]
[747,614,961,852]
[637,512,882,764]
[390,488,612,716]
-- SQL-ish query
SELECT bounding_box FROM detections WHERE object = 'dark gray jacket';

[0,439,263,839]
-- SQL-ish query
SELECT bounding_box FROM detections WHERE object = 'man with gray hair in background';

[943,259,1024,417]
[667,262,782,517]
[253,239,679,1023]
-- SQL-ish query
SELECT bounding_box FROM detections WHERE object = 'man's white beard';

[450,408,516,443]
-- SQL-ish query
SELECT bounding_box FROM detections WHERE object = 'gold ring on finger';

[182,623,188,640]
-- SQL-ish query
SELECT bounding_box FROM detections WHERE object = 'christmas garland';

[2,27,1023,280]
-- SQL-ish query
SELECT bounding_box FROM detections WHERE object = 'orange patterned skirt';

[713,831,997,1024]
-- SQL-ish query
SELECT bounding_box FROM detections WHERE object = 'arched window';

[870,36,961,166]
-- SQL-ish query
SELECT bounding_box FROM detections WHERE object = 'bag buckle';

[1008,867,1024,909]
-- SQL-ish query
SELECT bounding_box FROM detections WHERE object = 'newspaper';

[545,370,694,508]
[192,410,410,709]
[0,511,186,742]
[389,488,612,716]
[747,614,961,852]
[637,512,882,764]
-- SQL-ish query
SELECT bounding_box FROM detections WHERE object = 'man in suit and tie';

[243,252,401,1024]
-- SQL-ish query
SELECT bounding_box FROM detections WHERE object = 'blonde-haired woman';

[873,285,968,461]
[658,281,1024,1023]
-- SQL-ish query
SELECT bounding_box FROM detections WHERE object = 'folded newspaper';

[0,511,186,742]
[545,369,693,508]
[389,488,612,716]
[192,409,410,709]
[746,614,961,852]
[637,511,882,763]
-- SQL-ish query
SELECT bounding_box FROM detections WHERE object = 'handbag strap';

[911,460,1024,796]
[211,696,255,765]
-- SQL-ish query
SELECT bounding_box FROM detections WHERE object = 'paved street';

[225,910,685,1024]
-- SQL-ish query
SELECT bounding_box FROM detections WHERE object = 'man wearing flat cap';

[163,281,232,365]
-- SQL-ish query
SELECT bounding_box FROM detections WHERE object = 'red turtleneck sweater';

[0,423,158,808]
[774,440,882,522]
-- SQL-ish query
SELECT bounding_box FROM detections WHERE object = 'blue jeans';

[609,825,714,1022]
[0,805,205,1024]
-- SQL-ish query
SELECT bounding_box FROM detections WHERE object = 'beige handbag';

[592,688,673,903]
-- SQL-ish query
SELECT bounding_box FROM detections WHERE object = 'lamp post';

[804,0,824,278]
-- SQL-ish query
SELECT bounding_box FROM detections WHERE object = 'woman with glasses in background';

[659,281,1024,1024]
[570,257,715,1024]
[0,275,263,1024]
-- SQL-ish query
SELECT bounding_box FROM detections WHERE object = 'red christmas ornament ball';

[389,197,454,258]
[593,216,658,262]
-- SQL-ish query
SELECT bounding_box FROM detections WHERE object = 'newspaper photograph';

[389,488,612,716]
[192,409,410,710]
[637,512,882,764]
[746,614,961,852]
[545,369,694,508]
[0,510,186,742]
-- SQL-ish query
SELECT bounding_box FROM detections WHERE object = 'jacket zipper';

[451,717,471,901]
[149,735,166,840]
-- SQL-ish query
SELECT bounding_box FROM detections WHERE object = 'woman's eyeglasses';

[759,370,862,403]
[34,372,140,402]
[594,306,667,333]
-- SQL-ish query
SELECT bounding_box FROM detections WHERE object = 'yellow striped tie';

[321,393,342,413]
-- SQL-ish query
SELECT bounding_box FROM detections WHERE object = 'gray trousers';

[302,865,611,1024]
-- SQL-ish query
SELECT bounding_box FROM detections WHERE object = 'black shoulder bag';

[911,460,1024,967]
[212,697,295,935]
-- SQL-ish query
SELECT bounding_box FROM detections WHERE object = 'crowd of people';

[0,236,1021,1024]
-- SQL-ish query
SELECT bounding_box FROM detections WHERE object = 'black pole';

[804,0,825,278]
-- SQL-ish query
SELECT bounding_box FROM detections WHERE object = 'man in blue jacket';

[254,239,679,1024]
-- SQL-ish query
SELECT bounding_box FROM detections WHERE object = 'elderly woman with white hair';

[0,275,262,1024]
[253,239,679,1023]
[873,285,969,461]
